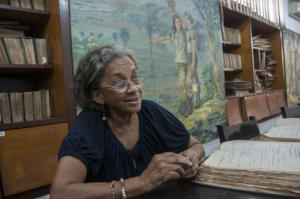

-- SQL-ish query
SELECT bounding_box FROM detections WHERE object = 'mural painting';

[283,29,300,107]
[70,0,225,143]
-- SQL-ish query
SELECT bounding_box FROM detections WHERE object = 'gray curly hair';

[74,44,137,111]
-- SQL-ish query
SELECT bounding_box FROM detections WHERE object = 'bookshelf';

[221,7,285,96]
[251,19,285,93]
[0,0,74,197]
[220,6,286,124]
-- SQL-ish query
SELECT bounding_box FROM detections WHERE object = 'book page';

[204,141,300,173]
[264,125,300,139]
[276,118,300,126]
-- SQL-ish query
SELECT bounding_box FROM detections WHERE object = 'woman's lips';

[124,97,140,105]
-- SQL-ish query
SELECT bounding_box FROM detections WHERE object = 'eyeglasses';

[100,76,145,93]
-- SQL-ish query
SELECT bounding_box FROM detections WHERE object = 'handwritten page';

[204,140,300,173]
[265,125,300,139]
[276,118,300,127]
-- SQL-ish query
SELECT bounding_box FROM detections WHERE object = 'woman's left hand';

[180,136,205,178]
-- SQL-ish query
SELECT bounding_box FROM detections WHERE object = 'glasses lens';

[112,80,126,90]
[110,76,145,92]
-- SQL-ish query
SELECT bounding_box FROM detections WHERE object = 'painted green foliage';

[70,0,225,143]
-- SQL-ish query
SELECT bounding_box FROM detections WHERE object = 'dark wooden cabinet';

[222,7,285,95]
[0,0,74,197]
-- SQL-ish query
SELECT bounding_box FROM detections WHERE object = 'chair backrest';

[280,105,300,118]
[217,116,260,143]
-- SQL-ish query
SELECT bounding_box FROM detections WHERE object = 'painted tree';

[146,3,154,72]
[112,32,118,43]
[120,28,130,46]
[97,33,103,39]
[192,0,223,99]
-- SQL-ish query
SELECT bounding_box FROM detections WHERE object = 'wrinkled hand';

[140,152,193,191]
[191,62,196,73]
[149,40,155,45]
[180,148,205,178]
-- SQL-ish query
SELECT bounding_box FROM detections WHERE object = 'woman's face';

[175,18,182,31]
[95,56,143,115]
[185,16,192,27]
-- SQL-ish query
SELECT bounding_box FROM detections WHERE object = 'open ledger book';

[260,119,300,142]
[275,118,300,127]
[194,140,300,197]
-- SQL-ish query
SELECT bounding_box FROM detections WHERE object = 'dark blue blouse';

[58,100,190,182]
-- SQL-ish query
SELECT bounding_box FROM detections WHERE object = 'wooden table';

[133,179,293,199]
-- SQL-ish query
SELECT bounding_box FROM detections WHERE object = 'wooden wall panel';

[276,90,287,108]
[0,123,68,196]
[267,90,286,115]
[266,92,280,115]
[269,31,285,90]
[226,96,245,126]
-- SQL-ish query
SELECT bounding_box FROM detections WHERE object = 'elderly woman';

[50,44,205,199]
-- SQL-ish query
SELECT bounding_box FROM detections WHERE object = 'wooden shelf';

[252,47,272,52]
[0,116,68,131]
[0,64,53,74]
[222,40,241,46]
[254,69,266,72]
[0,4,50,26]
[251,18,279,35]
[224,68,242,72]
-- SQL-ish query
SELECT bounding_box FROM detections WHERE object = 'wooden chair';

[280,104,300,118]
[217,116,260,143]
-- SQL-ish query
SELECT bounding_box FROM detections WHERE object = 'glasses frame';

[100,76,145,93]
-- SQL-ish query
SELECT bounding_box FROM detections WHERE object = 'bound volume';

[20,0,32,9]
[3,37,26,64]
[194,140,300,197]
[35,38,48,64]
[0,38,9,64]
[22,38,36,64]
[0,92,11,124]
[9,92,24,123]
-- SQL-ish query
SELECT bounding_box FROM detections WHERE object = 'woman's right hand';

[139,152,193,191]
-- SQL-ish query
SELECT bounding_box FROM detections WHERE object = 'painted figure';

[149,15,193,117]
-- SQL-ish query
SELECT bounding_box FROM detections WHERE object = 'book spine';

[20,37,28,64]
[33,38,39,64]
[0,0,9,5]
[0,99,2,124]
[1,37,11,64]
[0,92,12,124]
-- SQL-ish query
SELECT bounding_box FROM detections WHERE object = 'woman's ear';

[92,91,104,105]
